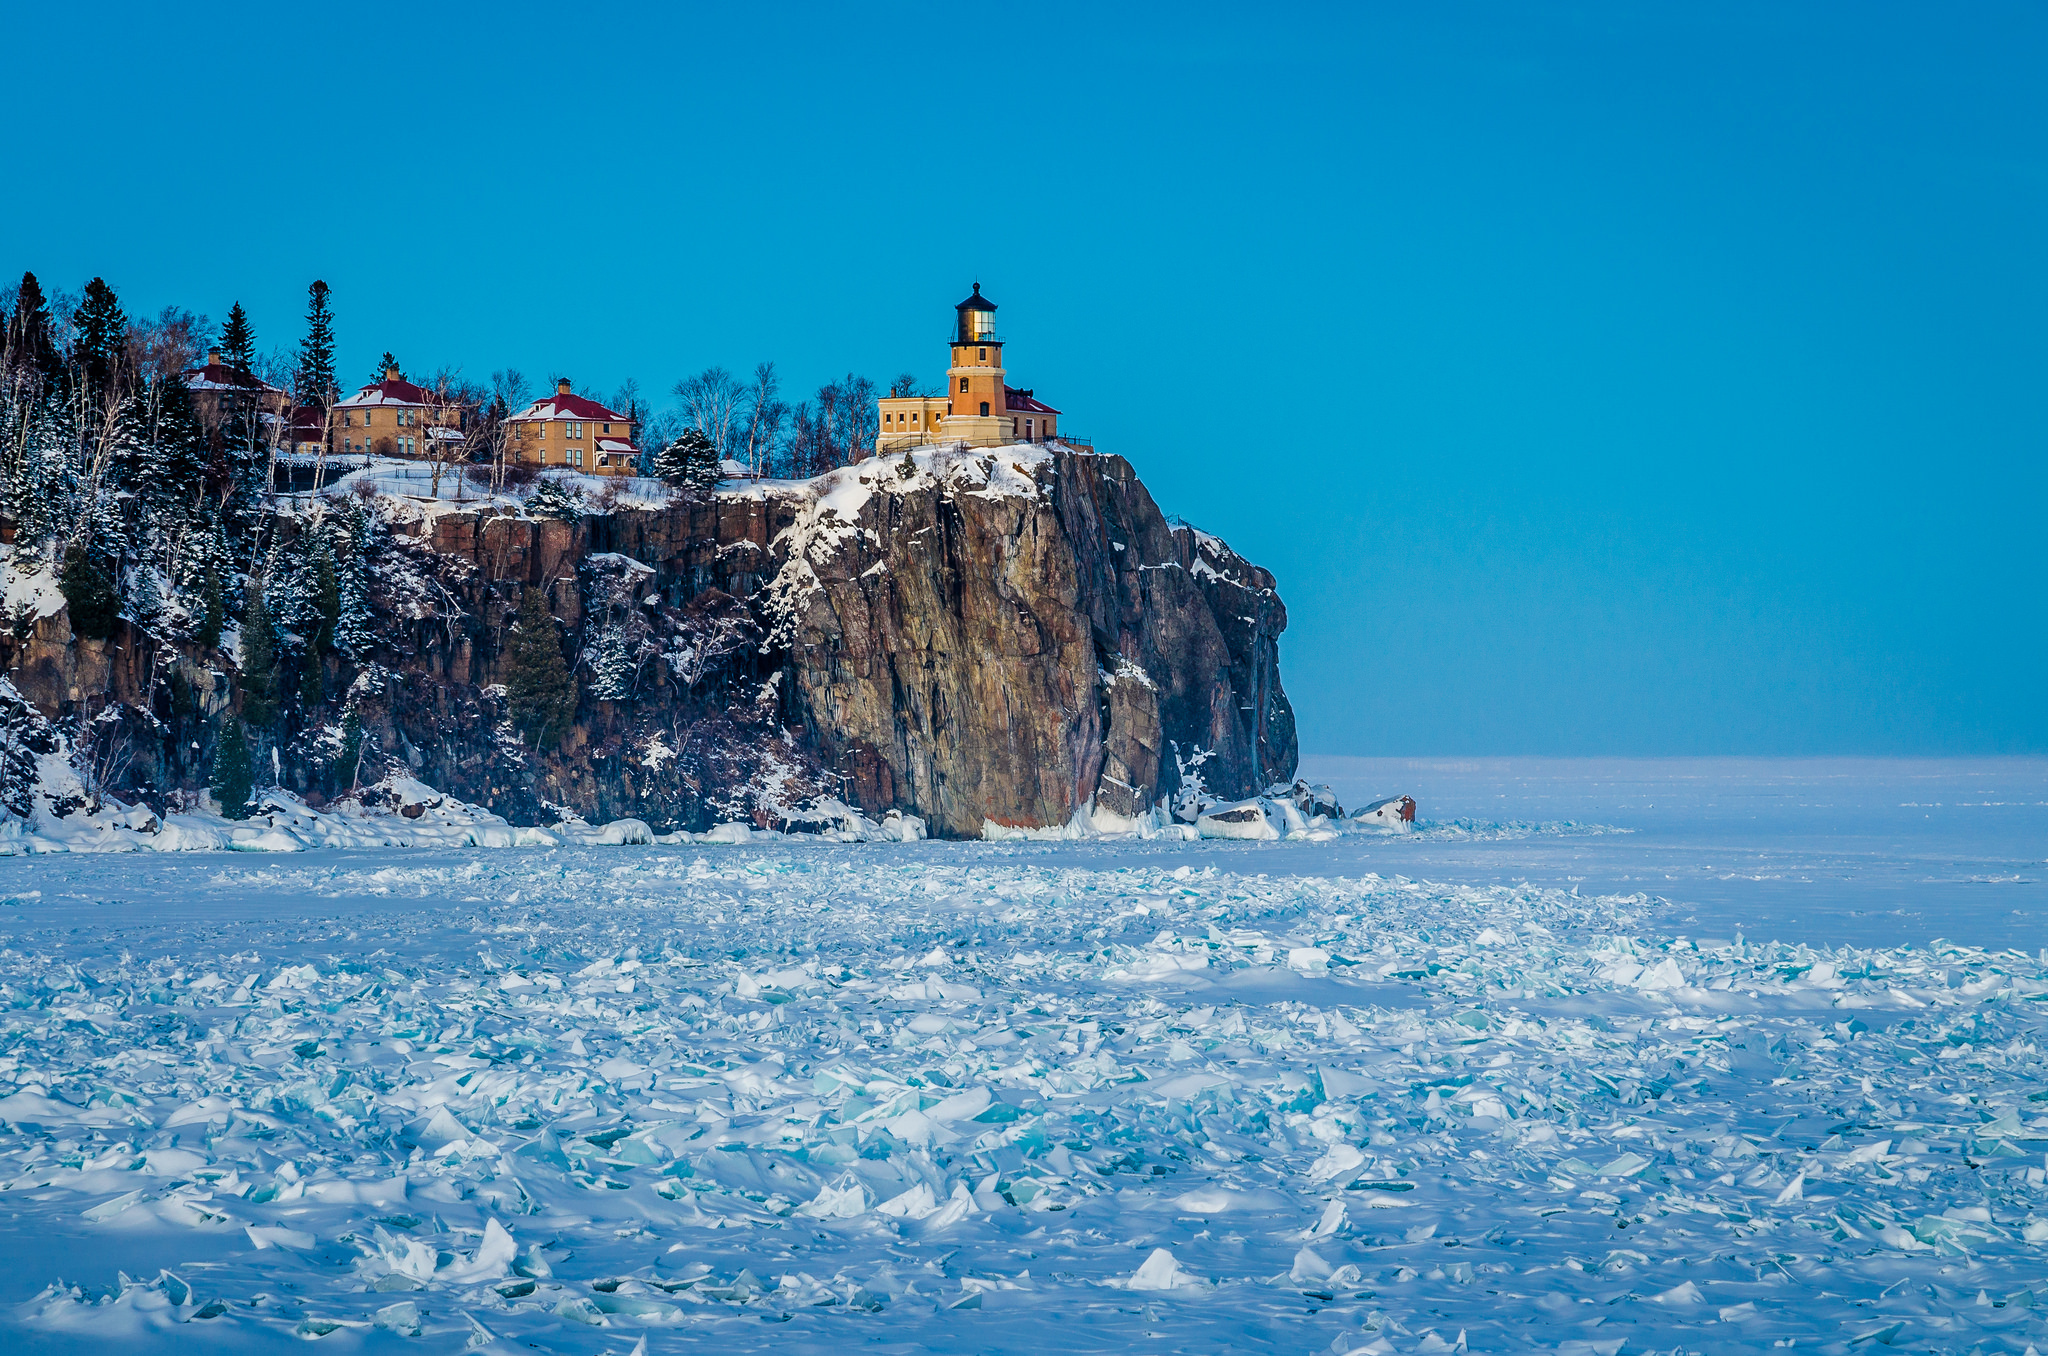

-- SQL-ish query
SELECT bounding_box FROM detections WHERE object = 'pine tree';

[307,532,341,654]
[335,707,365,794]
[219,303,256,373]
[293,281,336,408]
[4,272,57,391]
[652,428,722,499]
[178,525,231,649]
[125,565,166,635]
[505,586,577,749]
[525,477,583,521]
[58,543,120,640]
[209,716,254,819]
[372,351,400,382]
[71,277,129,401]
[299,647,325,710]
[335,524,375,661]
[585,623,637,702]
[240,581,278,729]
[196,567,226,649]
[8,395,78,548]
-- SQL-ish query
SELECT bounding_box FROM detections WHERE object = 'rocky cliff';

[1,444,1296,837]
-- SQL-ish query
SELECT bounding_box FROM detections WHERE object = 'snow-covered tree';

[334,505,376,661]
[652,428,721,499]
[584,623,638,702]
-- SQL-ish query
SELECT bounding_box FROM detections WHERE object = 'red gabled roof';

[335,376,434,407]
[181,362,283,394]
[1005,385,1060,415]
[509,392,631,423]
[288,405,326,435]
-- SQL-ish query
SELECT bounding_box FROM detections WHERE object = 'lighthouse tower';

[943,284,1007,445]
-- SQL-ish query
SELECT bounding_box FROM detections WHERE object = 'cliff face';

[1,444,1295,837]
[768,446,1295,835]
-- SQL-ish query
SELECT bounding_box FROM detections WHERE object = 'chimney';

[556,377,573,395]
[386,365,402,382]
[207,347,223,366]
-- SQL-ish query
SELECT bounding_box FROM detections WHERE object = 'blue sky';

[11,2,2045,755]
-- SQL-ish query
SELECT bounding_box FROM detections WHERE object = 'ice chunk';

[876,1183,939,1219]
[246,1225,315,1250]
[1309,1143,1366,1183]
[438,1219,517,1283]
[1127,1247,1202,1291]
[796,1175,872,1219]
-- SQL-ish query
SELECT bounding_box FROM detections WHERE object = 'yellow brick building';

[329,365,461,459]
[504,378,641,476]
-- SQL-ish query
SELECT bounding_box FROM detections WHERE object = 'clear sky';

[10,2,2044,755]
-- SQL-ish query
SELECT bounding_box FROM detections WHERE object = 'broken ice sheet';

[0,842,2042,1352]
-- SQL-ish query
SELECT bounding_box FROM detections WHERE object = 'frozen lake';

[0,759,2042,1352]
[1301,757,2048,954]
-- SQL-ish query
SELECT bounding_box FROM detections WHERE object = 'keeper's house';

[504,378,641,476]
[329,365,460,459]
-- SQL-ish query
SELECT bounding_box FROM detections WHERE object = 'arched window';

[979,401,990,417]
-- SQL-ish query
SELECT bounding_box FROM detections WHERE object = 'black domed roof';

[954,282,997,313]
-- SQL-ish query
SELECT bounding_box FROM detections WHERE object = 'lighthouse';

[875,284,1061,454]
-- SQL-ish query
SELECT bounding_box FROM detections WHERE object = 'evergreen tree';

[335,707,364,794]
[307,531,341,654]
[8,394,78,548]
[141,373,207,520]
[125,564,166,635]
[525,477,583,521]
[335,516,375,661]
[240,581,278,729]
[218,303,256,373]
[209,716,254,819]
[585,623,638,702]
[293,280,336,408]
[4,271,57,391]
[178,525,231,649]
[504,586,577,749]
[196,567,226,649]
[299,647,325,710]
[372,351,400,381]
[71,277,129,401]
[651,428,722,499]
[58,543,120,640]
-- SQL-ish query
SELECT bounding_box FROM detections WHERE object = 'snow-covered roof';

[596,438,638,454]
[507,392,632,424]
[1005,385,1060,415]
[335,376,434,408]
[181,361,284,395]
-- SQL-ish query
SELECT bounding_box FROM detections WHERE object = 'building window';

[959,377,969,392]
[602,423,611,433]
[979,348,986,361]
[1025,418,1034,438]
[980,401,990,417]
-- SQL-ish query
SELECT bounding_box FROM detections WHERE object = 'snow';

[0,758,2045,1352]
[0,545,66,623]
